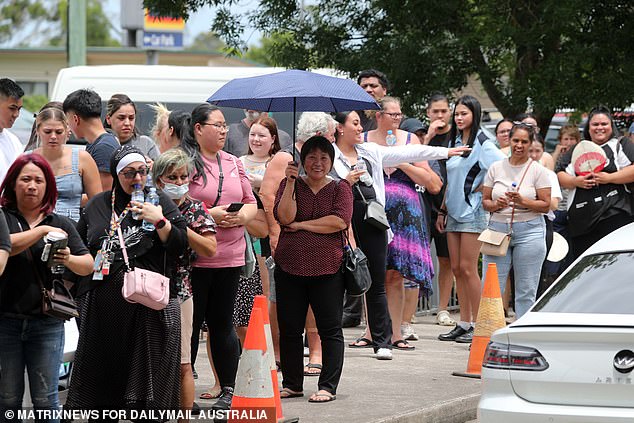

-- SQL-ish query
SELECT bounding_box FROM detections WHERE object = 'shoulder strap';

[406,132,412,145]
[15,220,48,292]
[71,147,79,172]
[509,160,535,229]
[363,132,368,143]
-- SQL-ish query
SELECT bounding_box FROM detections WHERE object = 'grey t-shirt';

[124,134,160,160]
[223,119,292,157]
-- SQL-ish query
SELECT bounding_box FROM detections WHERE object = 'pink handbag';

[118,226,169,310]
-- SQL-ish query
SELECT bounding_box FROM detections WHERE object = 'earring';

[340,131,344,135]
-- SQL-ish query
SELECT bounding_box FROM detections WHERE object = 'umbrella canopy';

[207,69,380,113]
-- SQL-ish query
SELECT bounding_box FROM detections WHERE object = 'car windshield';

[533,251,634,314]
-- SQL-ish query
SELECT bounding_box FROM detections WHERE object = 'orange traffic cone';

[453,263,506,379]
[252,295,299,423]
[229,307,276,423]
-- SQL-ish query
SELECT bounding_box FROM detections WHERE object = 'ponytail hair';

[180,103,221,184]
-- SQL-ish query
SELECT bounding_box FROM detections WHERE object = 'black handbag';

[354,185,390,231]
[341,230,372,297]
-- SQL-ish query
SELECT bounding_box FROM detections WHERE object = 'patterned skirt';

[384,169,434,293]
[233,261,264,327]
[66,267,181,413]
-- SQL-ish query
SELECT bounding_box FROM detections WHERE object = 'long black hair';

[583,105,619,141]
[449,95,481,148]
[180,103,221,184]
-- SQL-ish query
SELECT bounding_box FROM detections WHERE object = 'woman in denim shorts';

[436,95,505,344]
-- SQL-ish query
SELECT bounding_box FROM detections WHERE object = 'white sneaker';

[375,348,393,360]
[400,323,419,341]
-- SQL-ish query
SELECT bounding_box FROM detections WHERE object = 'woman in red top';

[274,136,353,403]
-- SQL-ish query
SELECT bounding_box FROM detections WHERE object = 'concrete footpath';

[194,312,481,423]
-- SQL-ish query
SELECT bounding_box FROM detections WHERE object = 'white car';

[478,222,634,422]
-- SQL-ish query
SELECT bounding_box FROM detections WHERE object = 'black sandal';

[348,337,375,348]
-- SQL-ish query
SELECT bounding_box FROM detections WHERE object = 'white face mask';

[161,181,189,199]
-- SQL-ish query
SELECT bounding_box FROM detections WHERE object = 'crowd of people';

[1,68,634,420]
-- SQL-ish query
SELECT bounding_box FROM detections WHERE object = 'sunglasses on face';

[121,167,149,179]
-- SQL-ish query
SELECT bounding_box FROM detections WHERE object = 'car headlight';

[483,341,549,371]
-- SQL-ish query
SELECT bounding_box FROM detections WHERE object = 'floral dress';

[175,197,217,302]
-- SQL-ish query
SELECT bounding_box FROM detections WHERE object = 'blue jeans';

[482,217,546,318]
[0,316,64,423]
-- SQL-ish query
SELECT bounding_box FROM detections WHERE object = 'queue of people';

[1,71,634,421]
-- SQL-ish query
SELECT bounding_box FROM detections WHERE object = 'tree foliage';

[144,0,634,133]
[186,31,226,52]
[0,0,120,47]
[49,0,121,47]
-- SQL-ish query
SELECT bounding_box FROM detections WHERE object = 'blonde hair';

[150,102,170,140]
[152,147,193,182]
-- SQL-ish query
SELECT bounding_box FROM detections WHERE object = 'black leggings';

[190,266,241,388]
[275,268,345,395]
[351,199,392,350]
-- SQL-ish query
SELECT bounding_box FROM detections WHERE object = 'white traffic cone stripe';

[263,322,276,372]
[234,349,275,398]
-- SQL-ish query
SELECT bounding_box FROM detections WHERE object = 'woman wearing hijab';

[66,145,188,414]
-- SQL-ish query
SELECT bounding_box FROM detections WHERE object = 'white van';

[51,65,346,137]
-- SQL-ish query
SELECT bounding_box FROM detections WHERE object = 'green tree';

[0,0,55,46]
[49,0,121,47]
[0,0,120,47]
[144,0,634,133]
[186,31,225,52]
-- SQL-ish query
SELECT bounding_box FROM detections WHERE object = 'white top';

[0,129,23,185]
[331,142,450,208]
[484,159,551,223]
[545,168,562,221]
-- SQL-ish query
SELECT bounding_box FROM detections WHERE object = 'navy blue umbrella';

[207,69,380,159]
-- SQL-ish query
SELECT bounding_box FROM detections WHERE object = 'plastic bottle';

[145,172,154,189]
[354,159,373,186]
[507,182,518,207]
[386,130,397,146]
[131,184,145,220]
[142,188,160,231]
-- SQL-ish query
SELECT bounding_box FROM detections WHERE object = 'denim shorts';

[445,207,488,234]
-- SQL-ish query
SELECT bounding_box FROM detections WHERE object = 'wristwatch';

[154,217,167,229]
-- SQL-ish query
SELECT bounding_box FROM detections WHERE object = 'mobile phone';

[226,202,244,213]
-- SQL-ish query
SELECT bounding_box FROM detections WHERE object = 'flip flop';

[199,387,221,400]
[308,391,336,403]
[392,339,415,351]
[348,337,375,348]
[303,363,322,376]
[280,388,304,399]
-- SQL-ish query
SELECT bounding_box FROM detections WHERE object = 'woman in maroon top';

[274,136,353,403]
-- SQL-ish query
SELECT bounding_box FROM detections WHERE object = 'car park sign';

[143,9,184,49]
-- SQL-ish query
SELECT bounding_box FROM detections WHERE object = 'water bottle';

[354,159,373,186]
[145,172,154,189]
[142,188,160,231]
[131,184,145,220]
[386,130,397,146]
[507,182,518,207]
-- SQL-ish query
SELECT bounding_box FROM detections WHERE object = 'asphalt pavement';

[194,311,481,423]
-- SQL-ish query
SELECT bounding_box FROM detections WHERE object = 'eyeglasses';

[383,112,403,119]
[120,167,149,179]
[201,122,229,131]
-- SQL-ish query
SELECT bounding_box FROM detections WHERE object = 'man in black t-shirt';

[63,89,120,192]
